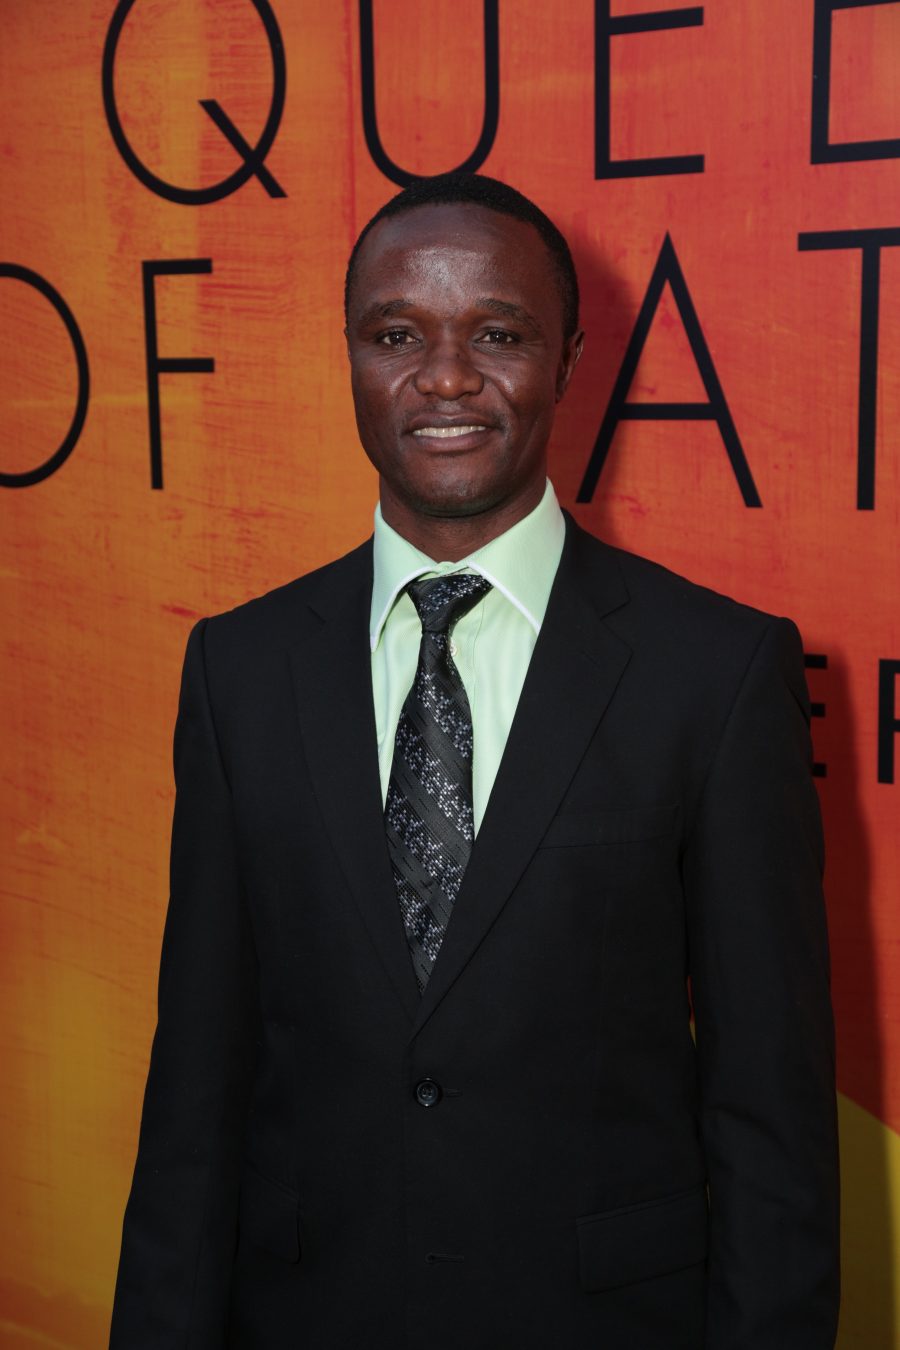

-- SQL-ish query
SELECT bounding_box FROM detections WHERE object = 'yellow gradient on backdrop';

[837,1093,900,1347]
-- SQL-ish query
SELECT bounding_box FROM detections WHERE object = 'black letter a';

[577,234,760,506]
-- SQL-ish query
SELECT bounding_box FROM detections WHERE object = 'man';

[110,173,839,1348]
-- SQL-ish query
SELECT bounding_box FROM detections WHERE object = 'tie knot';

[407,573,492,634]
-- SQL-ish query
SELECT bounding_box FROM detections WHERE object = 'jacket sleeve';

[682,616,840,1349]
[110,617,261,1348]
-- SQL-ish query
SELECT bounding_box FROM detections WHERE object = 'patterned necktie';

[385,573,493,993]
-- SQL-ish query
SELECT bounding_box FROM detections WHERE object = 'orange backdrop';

[1,1,898,1344]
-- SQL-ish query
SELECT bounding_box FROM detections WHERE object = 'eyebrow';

[475,297,543,332]
[357,299,415,326]
[355,296,544,333]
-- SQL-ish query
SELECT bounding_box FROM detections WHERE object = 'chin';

[403,475,509,521]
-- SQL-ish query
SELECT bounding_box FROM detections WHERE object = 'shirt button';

[414,1078,442,1108]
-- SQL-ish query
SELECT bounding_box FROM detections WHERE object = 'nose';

[413,339,484,400]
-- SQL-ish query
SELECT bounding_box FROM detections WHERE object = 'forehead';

[350,203,559,315]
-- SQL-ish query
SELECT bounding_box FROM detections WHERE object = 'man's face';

[345,204,583,528]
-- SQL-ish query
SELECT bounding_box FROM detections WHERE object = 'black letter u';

[359,0,500,187]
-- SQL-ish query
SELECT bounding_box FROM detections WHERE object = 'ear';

[555,329,584,402]
[344,326,352,363]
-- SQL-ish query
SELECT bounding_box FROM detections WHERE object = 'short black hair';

[344,172,580,340]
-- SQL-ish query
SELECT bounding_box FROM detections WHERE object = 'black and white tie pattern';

[385,573,493,993]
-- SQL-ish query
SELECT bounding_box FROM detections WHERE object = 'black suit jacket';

[110,515,839,1349]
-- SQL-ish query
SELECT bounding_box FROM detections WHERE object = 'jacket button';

[414,1078,442,1108]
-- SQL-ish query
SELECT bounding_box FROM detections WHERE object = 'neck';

[380,480,545,562]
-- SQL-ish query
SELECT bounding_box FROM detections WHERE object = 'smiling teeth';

[412,425,486,438]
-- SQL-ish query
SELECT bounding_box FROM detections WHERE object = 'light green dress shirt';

[370,478,566,834]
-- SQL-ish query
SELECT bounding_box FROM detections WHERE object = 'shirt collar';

[369,478,566,652]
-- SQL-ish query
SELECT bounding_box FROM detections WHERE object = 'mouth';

[410,424,491,440]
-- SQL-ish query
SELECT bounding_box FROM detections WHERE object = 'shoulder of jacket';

[198,537,372,648]
[572,528,807,731]
[578,527,785,638]
[568,524,806,699]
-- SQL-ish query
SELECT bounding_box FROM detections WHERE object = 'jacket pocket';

[576,1183,707,1292]
[540,802,679,849]
[238,1163,302,1263]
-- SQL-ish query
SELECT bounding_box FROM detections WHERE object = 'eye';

[480,329,519,345]
[377,329,417,347]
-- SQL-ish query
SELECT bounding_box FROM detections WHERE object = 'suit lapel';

[288,544,421,1023]
[409,519,632,1040]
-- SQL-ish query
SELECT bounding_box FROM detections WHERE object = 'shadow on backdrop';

[557,231,893,1343]
[552,224,636,545]
[814,650,895,1346]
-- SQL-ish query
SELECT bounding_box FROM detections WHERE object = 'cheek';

[498,371,559,427]
[352,368,396,426]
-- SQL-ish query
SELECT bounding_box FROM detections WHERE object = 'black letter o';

[0,265,90,488]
